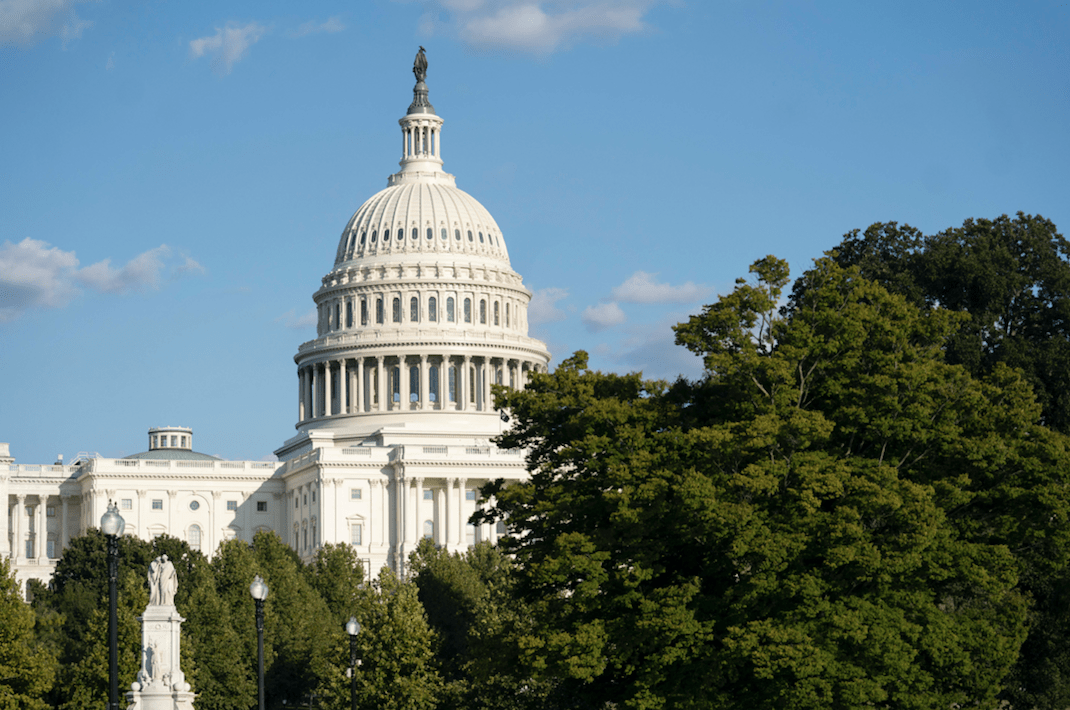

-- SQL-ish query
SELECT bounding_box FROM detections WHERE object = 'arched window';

[505,303,510,327]
[479,231,484,243]
[464,298,472,323]
[494,301,500,325]
[479,299,486,324]
[397,228,404,241]
[391,366,400,402]
[447,297,455,322]
[361,299,368,325]
[410,296,419,322]
[410,366,419,402]
[423,520,434,539]
[371,230,377,243]
[448,366,457,402]
[346,301,353,328]
[428,296,437,322]
[454,229,461,241]
[441,228,447,239]
[430,365,439,402]
[392,298,401,323]
[189,525,202,552]
[426,227,433,239]
[496,368,503,385]
[412,227,418,239]
[467,230,473,242]
[376,299,384,324]
[360,232,366,246]
[334,303,341,330]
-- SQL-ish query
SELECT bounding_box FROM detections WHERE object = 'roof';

[122,449,221,461]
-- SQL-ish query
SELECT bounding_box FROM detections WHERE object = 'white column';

[420,355,430,410]
[435,485,446,546]
[461,356,471,411]
[310,365,320,419]
[324,362,333,416]
[13,494,24,561]
[456,479,466,547]
[60,495,70,551]
[298,368,306,421]
[414,478,424,541]
[354,357,364,413]
[444,478,454,547]
[339,359,348,413]
[376,356,386,412]
[395,472,406,551]
[35,497,45,562]
[401,356,410,410]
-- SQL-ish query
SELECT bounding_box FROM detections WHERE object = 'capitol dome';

[279,51,551,452]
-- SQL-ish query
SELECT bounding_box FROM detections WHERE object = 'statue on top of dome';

[413,46,428,83]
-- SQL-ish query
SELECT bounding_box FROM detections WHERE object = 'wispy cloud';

[276,308,317,330]
[292,16,344,37]
[189,21,267,76]
[611,270,714,304]
[582,301,626,332]
[0,0,93,47]
[418,0,659,54]
[0,238,203,323]
[528,286,569,324]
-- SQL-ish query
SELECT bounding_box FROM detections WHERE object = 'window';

[410,296,419,322]
[227,500,237,511]
[303,494,308,505]
[392,297,401,323]
[467,230,473,242]
[351,524,363,545]
[464,298,472,323]
[351,488,362,500]
[346,301,353,328]
[428,296,437,322]
[190,500,200,511]
[447,297,455,322]
[181,436,187,447]
[295,497,299,509]
[392,366,401,402]
[294,528,299,548]
[424,520,435,539]
[397,228,404,241]
[189,525,202,552]
[426,227,432,239]
[494,302,500,325]
[121,499,132,510]
[312,489,316,503]
[152,499,163,510]
[454,229,461,241]
[26,540,33,558]
[497,368,503,385]
[466,524,476,546]
[46,506,55,517]
[371,230,377,243]
[441,228,447,240]
[257,501,267,512]
[171,436,177,447]
[429,365,439,402]
[334,303,341,330]
[496,521,507,536]
[304,528,308,549]
[423,490,433,500]
[47,539,56,558]
[466,490,477,501]
[479,231,484,243]
[506,303,510,327]
[361,299,368,325]
[360,231,366,245]
[480,299,486,324]
[376,299,384,324]
[449,366,457,402]
[412,227,418,239]
[152,435,158,448]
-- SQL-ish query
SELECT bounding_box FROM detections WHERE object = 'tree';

[306,542,366,626]
[487,255,1067,708]
[0,559,56,709]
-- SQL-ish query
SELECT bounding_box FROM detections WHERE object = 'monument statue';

[148,555,177,606]
[413,46,427,83]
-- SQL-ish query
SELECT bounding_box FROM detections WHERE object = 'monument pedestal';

[125,604,195,710]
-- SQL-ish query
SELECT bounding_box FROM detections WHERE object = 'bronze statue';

[413,46,427,83]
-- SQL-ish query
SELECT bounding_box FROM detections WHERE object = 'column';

[339,359,348,414]
[485,358,493,409]
[60,495,70,551]
[395,472,406,550]
[324,362,333,416]
[456,479,466,547]
[435,485,446,546]
[298,368,306,421]
[444,478,455,546]
[461,356,471,411]
[0,477,8,559]
[354,357,364,414]
[420,355,430,410]
[13,494,24,561]
[310,365,320,419]
[376,356,386,412]
[401,356,411,410]
[35,497,45,562]
[414,478,424,542]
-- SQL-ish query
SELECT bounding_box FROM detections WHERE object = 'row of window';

[115,498,268,512]
[354,227,501,248]
[306,363,513,413]
[324,294,519,332]
[152,434,187,448]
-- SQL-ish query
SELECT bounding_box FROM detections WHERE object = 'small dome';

[334,182,510,266]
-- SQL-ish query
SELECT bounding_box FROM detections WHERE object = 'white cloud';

[419,0,658,54]
[528,286,569,324]
[0,239,202,323]
[293,16,344,37]
[582,301,626,332]
[276,308,317,329]
[0,0,92,47]
[189,21,266,76]
[611,270,713,304]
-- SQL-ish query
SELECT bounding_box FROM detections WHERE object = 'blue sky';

[2,0,1068,463]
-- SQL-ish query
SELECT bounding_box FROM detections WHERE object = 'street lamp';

[100,501,125,710]
[249,575,269,710]
[345,616,361,710]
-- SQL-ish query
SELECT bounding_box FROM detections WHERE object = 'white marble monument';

[126,555,195,710]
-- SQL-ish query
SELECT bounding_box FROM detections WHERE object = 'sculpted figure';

[148,554,178,606]
[413,46,428,82]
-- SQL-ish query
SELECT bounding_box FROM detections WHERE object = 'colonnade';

[298,354,542,422]
[5,493,71,562]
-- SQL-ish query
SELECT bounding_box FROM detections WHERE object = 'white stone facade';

[3,63,550,593]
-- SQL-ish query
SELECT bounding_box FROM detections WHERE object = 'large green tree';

[487,255,1069,709]
[0,560,56,709]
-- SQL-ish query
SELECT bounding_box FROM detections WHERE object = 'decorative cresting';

[126,555,195,710]
[294,48,551,430]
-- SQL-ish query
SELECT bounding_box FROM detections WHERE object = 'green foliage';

[307,542,366,626]
[0,560,56,709]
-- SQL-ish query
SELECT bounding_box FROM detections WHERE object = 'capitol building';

[1,53,551,592]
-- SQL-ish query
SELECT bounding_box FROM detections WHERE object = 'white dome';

[335,181,510,266]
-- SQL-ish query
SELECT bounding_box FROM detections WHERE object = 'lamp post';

[100,501,125,710]
[249,575,269,710]
[345,616,361,710]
